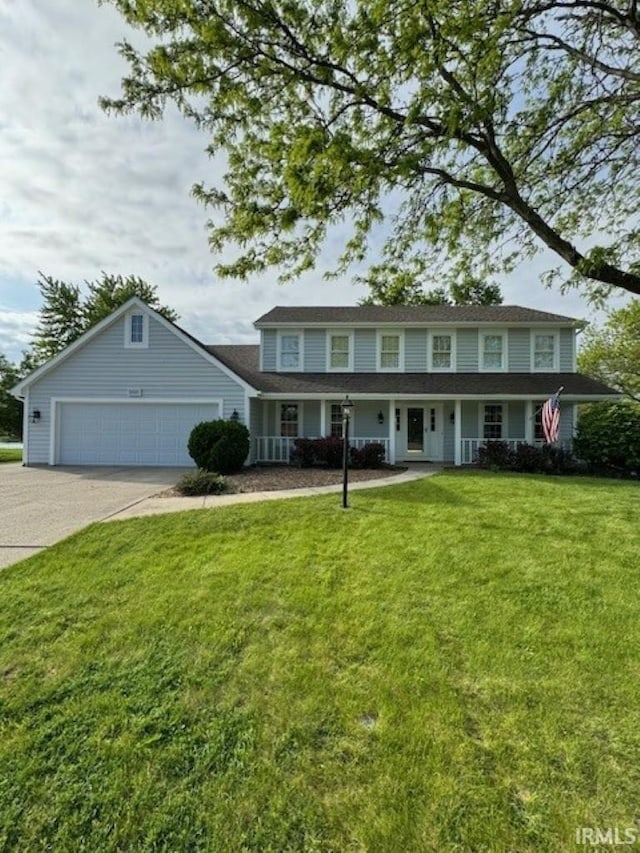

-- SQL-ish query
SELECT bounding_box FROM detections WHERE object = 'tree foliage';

[101,0,640,302]
[578,300,640,402]
[31,272,178,364]
[574,402,640,475]
[0,354,23,439]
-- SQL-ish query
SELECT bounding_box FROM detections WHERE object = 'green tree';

[578,301,640,402]
[0,354,24,439]
[31,272,178,364]
[360,266,502,305]
[101,1,640,303]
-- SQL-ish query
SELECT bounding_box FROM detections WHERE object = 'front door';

[403,404,444,461]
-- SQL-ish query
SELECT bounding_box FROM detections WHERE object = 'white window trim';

[530,329,559,372]
[478,402,508,440]
[478,329,507,372]
[376,329,405,372]
[124,312,149,349]
[277,330,304,372]
[428,329,457,372]
[279,401,303,437]
[326,329,354,372]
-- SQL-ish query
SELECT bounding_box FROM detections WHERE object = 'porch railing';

[254,436,390,464]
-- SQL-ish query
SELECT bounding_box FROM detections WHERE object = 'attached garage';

[55,400,221,466]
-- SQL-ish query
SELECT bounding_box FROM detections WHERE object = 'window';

[125,312,148,348]
[330,403,343,437]
[532,332,557,371]
[483,404,503,439]
[280,403,299,437]
[534,402,544,441]
[328,332,352,370]
[431,333,453,370]
[378,332,402,370]
[480,332,505,371]
[278,333,301,370]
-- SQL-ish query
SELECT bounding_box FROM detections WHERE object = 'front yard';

[0,447,22,463]
[0,472,638,851]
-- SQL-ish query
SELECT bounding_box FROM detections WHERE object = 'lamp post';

[341,395,354,509]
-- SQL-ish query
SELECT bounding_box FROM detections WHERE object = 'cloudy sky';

[0,0,629,364]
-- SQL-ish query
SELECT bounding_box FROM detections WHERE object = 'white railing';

[254,436,390,463]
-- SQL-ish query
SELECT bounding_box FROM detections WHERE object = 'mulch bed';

[162,465,407,496]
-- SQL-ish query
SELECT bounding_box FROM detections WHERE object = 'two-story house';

[12,299,618,467]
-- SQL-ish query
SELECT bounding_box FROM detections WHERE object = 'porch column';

[524,400,534,444]
[454,399,462,465]
[320,399,327,436]
[388,399,396,464]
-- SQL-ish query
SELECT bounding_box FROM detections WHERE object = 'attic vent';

[127,388,143,397]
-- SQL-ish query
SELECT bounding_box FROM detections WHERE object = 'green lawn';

[1,472,638,851]
[0,448,22,463]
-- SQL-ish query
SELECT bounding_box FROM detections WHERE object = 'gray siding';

[508,402,525,438]
[405,329,427,371]
[461,401,478,438]
[457,328,478,371]
[508,328,530,372]
[304,329,325,372]
[443,404,455,460]
[352,401,388,439]
[354,329,376,372]
[26,314,247,464]
[559,328,574,371]
[261,329,277,370]
[303,401,321,435]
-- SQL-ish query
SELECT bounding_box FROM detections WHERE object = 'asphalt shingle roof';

[254,305,581,326]
[207,345,618,397]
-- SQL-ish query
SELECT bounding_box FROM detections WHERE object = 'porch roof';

[207,345,618,398]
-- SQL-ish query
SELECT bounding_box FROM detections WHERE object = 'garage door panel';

[58,402,220,466]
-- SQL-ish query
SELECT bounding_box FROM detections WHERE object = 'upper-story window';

[277,331,303,371]
[125,312,148,348]
[479,330,506,371]
[532,332,558,371]
[429,331,456,371]
[327,331,353,371]
[377,331,403,371]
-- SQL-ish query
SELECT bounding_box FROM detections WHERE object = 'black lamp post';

[341,395,354,509]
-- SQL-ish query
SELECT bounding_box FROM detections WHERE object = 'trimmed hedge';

[187,419,250,474]
[477,440,580,474]
[290,437,386,469]
[573,402,640,476]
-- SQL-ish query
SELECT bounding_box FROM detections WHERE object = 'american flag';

[541,391,561,444]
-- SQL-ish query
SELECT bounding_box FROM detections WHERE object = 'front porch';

[250,398,576,466]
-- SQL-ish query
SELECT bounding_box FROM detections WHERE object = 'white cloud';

[0,0,630,364]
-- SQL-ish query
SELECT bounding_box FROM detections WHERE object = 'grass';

[0,472,639,851]
[0,448,22,463]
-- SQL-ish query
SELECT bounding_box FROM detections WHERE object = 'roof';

[254,305,581,327]
[208,345,618,398]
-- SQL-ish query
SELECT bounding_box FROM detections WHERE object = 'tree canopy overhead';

[101,0,640,302]
[578,299,640,402]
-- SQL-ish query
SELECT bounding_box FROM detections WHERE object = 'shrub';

[187,419,250,474]
[477,441,514,470]
[176,469,227,496]
[290,435,345,468]
[290,438,316,468]
[351,442,386,469]
[315,436,344,468]
[573,402,640,476]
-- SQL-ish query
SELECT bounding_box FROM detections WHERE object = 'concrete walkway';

[106,465,442,523]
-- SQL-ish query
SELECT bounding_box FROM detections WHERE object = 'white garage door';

[57,402,220,466]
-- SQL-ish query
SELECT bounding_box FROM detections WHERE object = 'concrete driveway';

[0,464,190,570]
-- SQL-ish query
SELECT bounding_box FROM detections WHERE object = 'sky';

[0,0,630,364]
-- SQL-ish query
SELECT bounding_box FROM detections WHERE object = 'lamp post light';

[341,395,354,509]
